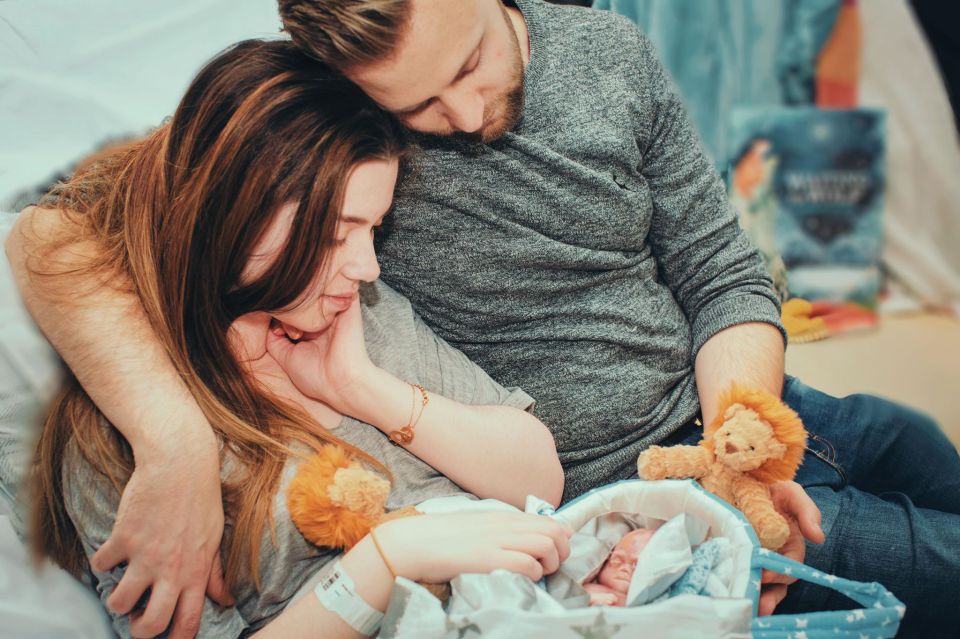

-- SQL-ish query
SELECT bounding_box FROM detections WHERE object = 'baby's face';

[597,528,656,593]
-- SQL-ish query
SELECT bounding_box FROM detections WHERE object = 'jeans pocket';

[805,433,849,489]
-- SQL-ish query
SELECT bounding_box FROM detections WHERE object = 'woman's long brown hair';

[26,39,407,590]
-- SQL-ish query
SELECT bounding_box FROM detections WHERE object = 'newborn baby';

[583,527,656,606]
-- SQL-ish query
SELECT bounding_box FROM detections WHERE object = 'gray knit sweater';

[377,0,784,501]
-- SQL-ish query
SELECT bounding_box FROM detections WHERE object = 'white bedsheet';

[0,0,281,209]
[0,515,112,638]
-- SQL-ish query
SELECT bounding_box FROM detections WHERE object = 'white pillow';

[0,212,63,527]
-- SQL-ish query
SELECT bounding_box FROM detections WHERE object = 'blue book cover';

[728,107,886,309]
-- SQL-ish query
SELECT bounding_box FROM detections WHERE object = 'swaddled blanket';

[380,480,904,639]
[381,481,757,639]
[545,512,734,608]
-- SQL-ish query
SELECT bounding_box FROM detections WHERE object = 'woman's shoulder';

[358,280,421,377]
[60,436,122,548]
[359,279,412,320]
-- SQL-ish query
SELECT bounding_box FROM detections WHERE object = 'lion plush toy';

[285,445,449,600]
[637,384,807,550]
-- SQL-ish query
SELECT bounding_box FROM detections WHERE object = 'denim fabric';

[779,376,960,638]
[664,377,960,637]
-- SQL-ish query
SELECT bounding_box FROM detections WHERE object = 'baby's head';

[597,527,656,593]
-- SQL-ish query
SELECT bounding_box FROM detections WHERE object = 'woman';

[27,39,568,638]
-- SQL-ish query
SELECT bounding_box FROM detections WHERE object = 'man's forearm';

[5,206,214,455]
[693,322,785,427]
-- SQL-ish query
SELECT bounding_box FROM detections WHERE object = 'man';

[7,1,958,637]
[280,6,959,636]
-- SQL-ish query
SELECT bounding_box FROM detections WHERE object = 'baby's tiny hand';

[588,591,620,607]
[584,583,623,607]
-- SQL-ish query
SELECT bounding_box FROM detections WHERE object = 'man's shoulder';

[527,0,649,52]
[523,0,657,88]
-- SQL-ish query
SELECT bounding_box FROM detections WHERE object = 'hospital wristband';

[314,560,383,635]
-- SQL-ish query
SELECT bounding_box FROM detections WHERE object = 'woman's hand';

[91,430,233,639]
[265,300,377,414]
[759,480,825,616]
[374,512,575,584]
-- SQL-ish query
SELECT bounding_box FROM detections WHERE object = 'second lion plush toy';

[637,384,808,549]
[285,445,450,600]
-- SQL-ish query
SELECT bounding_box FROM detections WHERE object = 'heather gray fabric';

[376,0,785,501]
[62,280,534,638]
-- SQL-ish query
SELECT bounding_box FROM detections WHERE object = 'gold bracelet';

[369,527,397,579]
[388,383,429,446]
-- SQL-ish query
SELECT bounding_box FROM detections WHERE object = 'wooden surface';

[785,312,960,448]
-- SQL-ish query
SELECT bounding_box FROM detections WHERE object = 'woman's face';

[241,158,398,339]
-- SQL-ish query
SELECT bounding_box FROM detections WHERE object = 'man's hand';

[91,432,233,638]
[758,480,825,616]
[7,207,232,636]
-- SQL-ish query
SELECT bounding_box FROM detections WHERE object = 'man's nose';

[441,87,484,133]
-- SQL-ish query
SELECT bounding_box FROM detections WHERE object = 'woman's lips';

[323,292,357,312]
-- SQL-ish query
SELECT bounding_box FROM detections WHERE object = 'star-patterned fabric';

[378,480,904,638]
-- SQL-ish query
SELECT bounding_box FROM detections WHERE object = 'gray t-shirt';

[376,0,785,501]
[62,281,534,638]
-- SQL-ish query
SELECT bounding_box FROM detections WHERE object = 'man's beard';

[468,74,524,143]
[451,6,526,144]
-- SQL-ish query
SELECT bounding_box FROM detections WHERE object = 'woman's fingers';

[498,550,546,582]
[502,533,562,576]
[524,518,573,564]
[277,320,302,341]
[546,520,574,563]
[495,515,573,577]
[264,323,295,366]
[338,297,365,341]
[385,513,574,584]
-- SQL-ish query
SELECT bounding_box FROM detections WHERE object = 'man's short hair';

[278,0,411,70]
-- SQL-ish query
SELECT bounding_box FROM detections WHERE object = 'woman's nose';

[343,238,380,282]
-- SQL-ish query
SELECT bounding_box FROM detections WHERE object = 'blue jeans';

[663,376,960,638]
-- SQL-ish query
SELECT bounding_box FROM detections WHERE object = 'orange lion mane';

[286,445,379,549]
[702,383,808,483]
